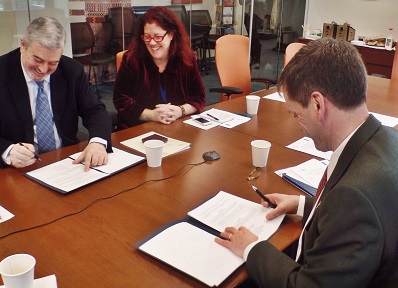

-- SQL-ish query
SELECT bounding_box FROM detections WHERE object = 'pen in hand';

[19,142,41,161]
[251,185,276,208]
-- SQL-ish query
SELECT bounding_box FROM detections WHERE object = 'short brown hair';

[278,38,367,109]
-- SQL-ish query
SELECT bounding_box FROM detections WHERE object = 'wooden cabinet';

[299,37,395,78]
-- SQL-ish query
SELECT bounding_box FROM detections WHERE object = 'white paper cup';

[144,140,164,168]
[251,140,271,167]
[246,95,260,115]
[0,254,35,288]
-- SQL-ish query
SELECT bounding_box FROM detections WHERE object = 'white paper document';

[137,191,285,286]
[275,159,329,195]
[370,112,398,127]
[184,108,250,129]
[188,191,285,240]
[0,275,57,288]
[120,131,190,157]
[139,222,243,287]
[286,137,332,160]
[25,147,145,194]
[262,91,286,102]
[0,205,14,223]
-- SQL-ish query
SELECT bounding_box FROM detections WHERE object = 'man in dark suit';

[0,17,112,171]
[216,38,398,287]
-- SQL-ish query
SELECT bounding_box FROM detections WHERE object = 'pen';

[206,113,219,121]
[19,142,41,161]
[251,185,276,208]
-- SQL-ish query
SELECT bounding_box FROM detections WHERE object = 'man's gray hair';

[24,16,66,50]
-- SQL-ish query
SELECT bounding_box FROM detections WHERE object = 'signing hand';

[215,226,259,258]
[72,142,108,172]
[262,194,300,220]
[8,143,37,168]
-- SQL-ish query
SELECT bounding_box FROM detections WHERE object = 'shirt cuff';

[1,144,14,164]
[89,137,107,149]
[297,195,306,217]
[243,239,261,261]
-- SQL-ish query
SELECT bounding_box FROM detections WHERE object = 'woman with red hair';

[113,6,206,129]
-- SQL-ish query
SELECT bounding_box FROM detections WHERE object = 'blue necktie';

[35,81,56,154]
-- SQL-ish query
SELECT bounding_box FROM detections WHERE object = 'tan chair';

[209,34,276,101]
[391,48,398,80]
[284,42,305,66]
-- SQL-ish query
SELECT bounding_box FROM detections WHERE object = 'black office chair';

[187,10,220,71]
[70,22,116,99]
[165,5,207,73]
[107,7,135,53]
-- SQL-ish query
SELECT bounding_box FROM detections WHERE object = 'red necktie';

[313,168,328,206]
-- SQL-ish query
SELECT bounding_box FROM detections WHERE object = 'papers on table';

[370,112,398,127]
[286,137,332,160]
[25,147,145,194]
[184,108,250,129]
[262,91,286,102]
[0,205,14,223]
[120,131,190,157]
[137,191,285,287]
[0,275,57,288]
[276,159,329,196]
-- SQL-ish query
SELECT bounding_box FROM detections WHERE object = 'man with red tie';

[216,38,398,287]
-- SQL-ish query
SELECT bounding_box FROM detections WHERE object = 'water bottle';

[385,28,393,51]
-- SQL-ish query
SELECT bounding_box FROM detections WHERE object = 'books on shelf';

[136,191,285,287]
[120,131,190,158]
[24,147,145,194]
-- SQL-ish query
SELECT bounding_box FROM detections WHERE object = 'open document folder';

[136,191,285,287]
[25,147,145,194]
[275,159,329,196]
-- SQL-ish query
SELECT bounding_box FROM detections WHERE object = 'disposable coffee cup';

[251,140,271,167]
[246,95,260,115]
[0,254,36,288]
[144,139,164,168]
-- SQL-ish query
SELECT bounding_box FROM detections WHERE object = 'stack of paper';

[184,108,250,129]
[275,159,329,196]
[137,191,285,286]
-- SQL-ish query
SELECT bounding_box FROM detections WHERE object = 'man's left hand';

[73,142,108,172]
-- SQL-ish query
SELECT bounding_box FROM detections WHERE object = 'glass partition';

[0,0,305,105]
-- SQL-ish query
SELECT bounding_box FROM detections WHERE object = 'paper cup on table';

[251,140,271,167]
[246,95,260,115]
[0,254,35,288]
[144,140,164,168]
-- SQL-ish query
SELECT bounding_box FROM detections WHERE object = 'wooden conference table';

[0,76,396,287]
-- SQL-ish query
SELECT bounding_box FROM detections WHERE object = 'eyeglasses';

[141,32,168,43]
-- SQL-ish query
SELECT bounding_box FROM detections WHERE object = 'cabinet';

[298,37,395,78]
[215,0,234,35]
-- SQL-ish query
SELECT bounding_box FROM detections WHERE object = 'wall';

[305,0,397,40]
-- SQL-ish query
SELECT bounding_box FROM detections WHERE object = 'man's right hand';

[8,143,37,168]
[262,194,300,220]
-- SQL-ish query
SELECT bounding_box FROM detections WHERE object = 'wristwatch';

[5,155,11,165]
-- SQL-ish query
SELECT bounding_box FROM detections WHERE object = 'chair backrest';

[391,48,398,81]
[165,5,189,32]
[284,42,305,66]
[116,50,127,72]
[215,34,251,101]
[70,22,95,55]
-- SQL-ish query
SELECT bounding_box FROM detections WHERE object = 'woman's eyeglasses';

[141,32,168,43]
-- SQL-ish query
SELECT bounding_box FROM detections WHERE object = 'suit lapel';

[9,52,35,142]
[49,66,67,126]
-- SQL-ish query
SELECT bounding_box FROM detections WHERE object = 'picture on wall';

[172,0,202,3]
